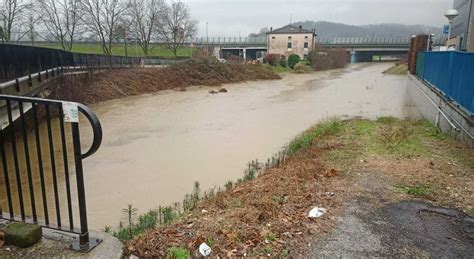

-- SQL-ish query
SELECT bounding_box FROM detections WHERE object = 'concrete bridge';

[195,36,446,62]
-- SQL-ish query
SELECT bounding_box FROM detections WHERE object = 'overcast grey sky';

[182,0,453,37]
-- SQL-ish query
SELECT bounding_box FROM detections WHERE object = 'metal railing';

[0,94,102,252]
[0,44,164,83]
[193,36,446,48]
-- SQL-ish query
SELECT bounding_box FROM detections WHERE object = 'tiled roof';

[268,25,314,34]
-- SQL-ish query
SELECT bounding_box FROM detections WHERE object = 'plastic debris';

[199,243,212,256]
[308,207,327,218]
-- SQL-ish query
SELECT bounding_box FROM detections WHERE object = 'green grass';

[38,43,195,58]
[396,185,432,197]
[112,209,159,241]
[318,117,474,170]
[229,198,243,208]
[263,64,291,74]
[324,117,447,160]
[266,233,278,242]
[166,247,191,259]
[286,120,345,155]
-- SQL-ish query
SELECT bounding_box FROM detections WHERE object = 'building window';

[288,36,292,40]
[304,42,309,48]
[305,36,309,39]
[272,36,275,40]
[304,54,308,60]
[287,42,292,49]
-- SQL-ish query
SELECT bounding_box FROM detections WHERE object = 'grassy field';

[39,43,195,58]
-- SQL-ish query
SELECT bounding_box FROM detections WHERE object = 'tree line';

[0,0,198,57]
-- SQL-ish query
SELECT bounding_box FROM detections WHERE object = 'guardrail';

[193,36,446,48]
[0,94,102,252]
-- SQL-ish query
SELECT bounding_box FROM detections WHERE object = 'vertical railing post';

[71,122,89,250]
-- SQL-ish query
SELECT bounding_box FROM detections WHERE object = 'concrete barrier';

[407,74,474,147]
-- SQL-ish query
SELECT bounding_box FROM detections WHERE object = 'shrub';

[279,56,287,67]
[294,63,312,73]
[264,54,283,66]
[308,48,349,71]
[225,54,243,63]
[288,54,301,69]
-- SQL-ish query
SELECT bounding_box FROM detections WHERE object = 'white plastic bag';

[199,242,212,256]
[308,207,327,218]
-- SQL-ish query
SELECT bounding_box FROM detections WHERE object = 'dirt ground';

[46,60,280,105]
[124,118,474,257]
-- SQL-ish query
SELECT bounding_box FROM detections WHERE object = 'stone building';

[267,25,317,59]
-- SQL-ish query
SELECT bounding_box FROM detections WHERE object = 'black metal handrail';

[0,94,102,252]
[0,44,143,83]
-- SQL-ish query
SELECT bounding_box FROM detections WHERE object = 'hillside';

[293,21,441,38]
[251,21,442,38]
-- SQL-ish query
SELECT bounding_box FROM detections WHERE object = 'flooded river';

[1,63,419,229]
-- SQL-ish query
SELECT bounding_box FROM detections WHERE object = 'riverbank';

[382,63,408,75]
[124,118,474,257]
[47,60,280,104]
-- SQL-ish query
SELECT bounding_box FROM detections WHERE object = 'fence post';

[70,122,101,252]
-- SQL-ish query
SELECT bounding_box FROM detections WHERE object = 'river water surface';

[2,63,419,229]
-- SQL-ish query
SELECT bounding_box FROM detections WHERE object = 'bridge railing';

[193,36,445,47]
[317,37,445,46]
[194,36,267,46]
[0,94,103,251]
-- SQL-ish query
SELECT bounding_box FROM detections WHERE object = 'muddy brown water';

[0,63,420,230]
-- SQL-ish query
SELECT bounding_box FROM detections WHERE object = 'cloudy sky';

[182,0,453,37]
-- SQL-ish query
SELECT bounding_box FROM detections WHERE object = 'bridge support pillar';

[350,50,357,64]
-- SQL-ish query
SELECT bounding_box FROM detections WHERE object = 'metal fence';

[416,51,474,115]
[0,94,102,251]
[0,44,144,83]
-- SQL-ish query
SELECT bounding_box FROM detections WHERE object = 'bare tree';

[157,1,197,57]
[80,0,127,55]
[35,0,81,51]
[12,6,40,43]
[114,18,131,56]
[0,0,30,42]
[128,0,164,57]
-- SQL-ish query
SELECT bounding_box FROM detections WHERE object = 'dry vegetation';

[308,48,349,71]
[47,60,280,104]
[124,118,474,257]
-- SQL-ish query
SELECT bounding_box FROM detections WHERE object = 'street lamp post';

[444,9,459,48]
